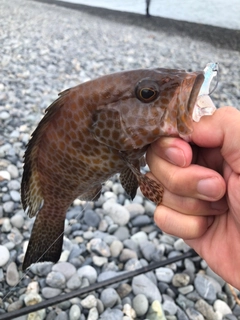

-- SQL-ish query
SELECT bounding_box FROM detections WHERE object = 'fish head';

[92,68,204,150]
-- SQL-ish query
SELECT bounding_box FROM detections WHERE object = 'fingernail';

[197,178,220,198]
[164,148,186,167]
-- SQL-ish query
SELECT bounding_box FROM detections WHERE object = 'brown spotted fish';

[21,67,211,270]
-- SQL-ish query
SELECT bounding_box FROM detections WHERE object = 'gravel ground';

[0,0,240,319]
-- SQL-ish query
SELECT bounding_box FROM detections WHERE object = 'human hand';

[146,106,240,288]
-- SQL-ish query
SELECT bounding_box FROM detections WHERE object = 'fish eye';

[135,80,159,103]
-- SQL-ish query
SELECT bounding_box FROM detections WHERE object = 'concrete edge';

[33,0,240,51]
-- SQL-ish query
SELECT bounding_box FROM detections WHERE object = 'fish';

[21,66,212,270]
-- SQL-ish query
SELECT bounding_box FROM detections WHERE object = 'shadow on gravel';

[33,0,240,51]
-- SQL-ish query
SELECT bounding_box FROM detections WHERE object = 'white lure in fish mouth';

[192,62,218,122]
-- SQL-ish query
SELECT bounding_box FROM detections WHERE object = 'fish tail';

[22,205,65,270]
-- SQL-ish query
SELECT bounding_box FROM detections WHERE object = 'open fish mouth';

[192,62,218,122]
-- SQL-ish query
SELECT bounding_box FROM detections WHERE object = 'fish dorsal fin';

[21,90,69,217]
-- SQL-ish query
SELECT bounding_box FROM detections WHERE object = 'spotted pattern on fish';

[21,68,204,270]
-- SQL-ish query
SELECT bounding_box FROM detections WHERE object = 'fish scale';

[21,67,207,270]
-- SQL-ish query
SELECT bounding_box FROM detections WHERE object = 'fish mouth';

[192,62,218,122]
[176,73,204,136]
[187,73,205,116]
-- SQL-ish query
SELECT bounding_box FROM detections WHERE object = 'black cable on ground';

[0,249,198,320]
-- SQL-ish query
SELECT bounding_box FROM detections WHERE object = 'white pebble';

[0,245,10,266]
[0,111,10,120]
[1,217,12,231]
[213,299,232,316]
[0,170,11,181]
[87,307,98,320]
[103,199,130,226]
[81,294,97,309]
[24,293,42,306]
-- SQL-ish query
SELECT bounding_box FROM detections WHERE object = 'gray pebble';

[156,267,174,283]
[7,164,19,178]
[139,240,157,261]
[52,262,76,280]
[67,272,82,290]
[100,287,120,308]
[9,190,21,202]
[177,307,189,320]
[3,201,15,214]
[6,262,19,286]
[132,274,162,303]
[223,315,238,320]
[206,266,225,287]
[113,226,130,241]
[131,214,151,227]
[42,287,62,299]
[184,258,196,274]
[174,239,190,252]
[119,248,138,262]
[124,203,145,218]
[10,214,25,229]
[83,209,101,228]
[7,299,24,312]
[7,179,21,190]
[178,285,194,295]
[163,300,178,315]
[133,294,149,316]
[194,274,217,301]
[77,265,97,284]
[55,311,68,320]
[69,304,81,320]
[46,271,66,289]
[89,238,111,257]
[186,307,204,320]
[99,308,123,320]
[131,231,148,245]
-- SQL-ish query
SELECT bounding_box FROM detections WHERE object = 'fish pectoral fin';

[79,184,102,202]
[139,174,164,205]
[126,161,164,205]
[120,166,139,200]
[22,206,65,270]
